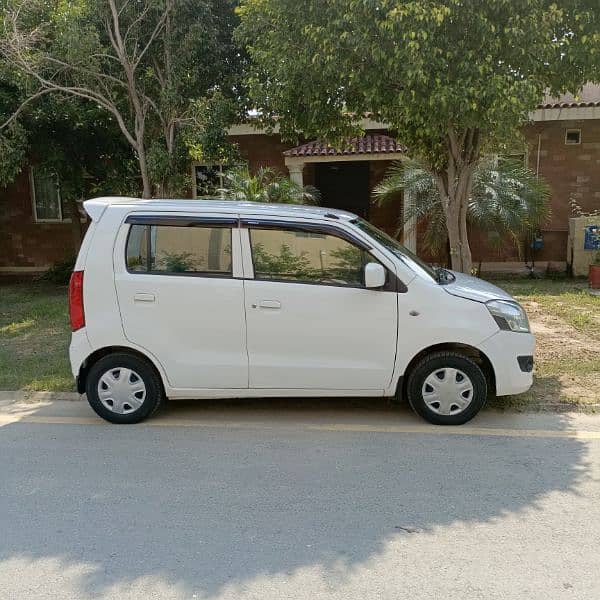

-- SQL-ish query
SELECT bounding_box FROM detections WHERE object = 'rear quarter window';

[126,224,232,276]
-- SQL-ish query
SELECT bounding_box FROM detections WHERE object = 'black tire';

[406,351,487,425]
[85,352,164,424]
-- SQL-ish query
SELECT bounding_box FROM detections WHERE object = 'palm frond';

[373,155,550,259]
[374,158,447,258]
[471,157,551,251]
[373,157,436,206]
[220,167,320,204]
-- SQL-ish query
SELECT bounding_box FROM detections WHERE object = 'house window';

[565,129,581,145]
[30,168,62,222]
[193,164,238,198]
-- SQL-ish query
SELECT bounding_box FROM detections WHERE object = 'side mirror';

[364,262,386,289]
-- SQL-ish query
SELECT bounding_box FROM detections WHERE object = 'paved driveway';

[1,398,599,599]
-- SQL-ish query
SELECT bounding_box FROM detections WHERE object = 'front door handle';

[134,293,155,303]
[257,300,281,309]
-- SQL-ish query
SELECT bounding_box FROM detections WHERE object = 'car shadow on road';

[0,397,593,598]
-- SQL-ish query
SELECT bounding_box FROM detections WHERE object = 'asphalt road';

[1,397,600,600]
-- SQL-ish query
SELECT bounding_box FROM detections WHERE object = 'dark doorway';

[314,161,370,219]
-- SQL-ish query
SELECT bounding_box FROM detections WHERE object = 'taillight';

[68,270,85,331]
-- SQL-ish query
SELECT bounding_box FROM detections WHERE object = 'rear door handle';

[257,300,281,309]
[134,293,155,303]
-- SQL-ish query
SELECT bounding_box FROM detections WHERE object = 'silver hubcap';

[422,368,474,416]
[97,368,146,415]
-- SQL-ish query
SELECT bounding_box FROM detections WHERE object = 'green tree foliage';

[252,241,366,284]
[220,166,320,204]
[0,121,27,188]
[252,243,318,280]
[0,3,138,200]
[0,60,28,186]
[27,97,138,198]
[374,157,551,261]
[1,0,244,198]
[237,0,599,272]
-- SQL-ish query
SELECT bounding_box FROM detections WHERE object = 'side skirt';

[165,388,388,400]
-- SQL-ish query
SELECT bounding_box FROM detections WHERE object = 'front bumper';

[479,331,535,396]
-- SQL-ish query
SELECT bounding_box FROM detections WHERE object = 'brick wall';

[468,121,600,264]
[231,134,290,174]
[0,170,78,270]
[525,119,600,262]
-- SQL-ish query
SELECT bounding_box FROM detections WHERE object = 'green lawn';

[491,279,600,409]
[499,279,600,337]
[0,282,73,391]
[0,279,599,409]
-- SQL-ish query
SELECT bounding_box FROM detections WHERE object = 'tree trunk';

[444,183,473,273]
[434,128,482,273]
[138,149,152,199]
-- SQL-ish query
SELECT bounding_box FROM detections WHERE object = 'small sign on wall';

[584,225,600,250]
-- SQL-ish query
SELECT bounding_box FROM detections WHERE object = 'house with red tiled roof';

[2,86,600,273]
[219,84,600,270]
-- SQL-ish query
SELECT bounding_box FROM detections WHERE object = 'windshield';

[351,218,439,282]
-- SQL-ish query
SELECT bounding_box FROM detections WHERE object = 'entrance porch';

[283,135,416,252]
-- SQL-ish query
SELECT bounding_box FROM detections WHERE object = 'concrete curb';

[0,390,82,403]
[0,391,598,413]
[495,402,600,413]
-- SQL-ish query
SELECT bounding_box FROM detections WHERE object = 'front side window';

[249,227,372,287]
[126,224,232,275]
[31,168,62,221]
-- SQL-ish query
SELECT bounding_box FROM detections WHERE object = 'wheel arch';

[397,342,496,400]
[76,346,167,396]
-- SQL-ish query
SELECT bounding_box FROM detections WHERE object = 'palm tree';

[219,166,320,204]
[373,156,551,262]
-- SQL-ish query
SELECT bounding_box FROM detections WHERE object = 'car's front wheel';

[86,353,164,424]
[406,351,487,425]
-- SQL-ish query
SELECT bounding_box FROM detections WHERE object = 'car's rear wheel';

[406,351,487,425]
[86,353,164,424]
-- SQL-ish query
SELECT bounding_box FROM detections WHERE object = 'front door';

[114,216,248,390]
[242,221,398,390]
[315,161,371,218]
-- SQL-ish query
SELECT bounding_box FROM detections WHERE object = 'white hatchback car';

[69,197,534,425]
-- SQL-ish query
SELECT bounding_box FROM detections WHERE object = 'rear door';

[114,214,248,390]
[242,220,398,390]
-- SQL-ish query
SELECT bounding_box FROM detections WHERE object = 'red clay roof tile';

[283,134,406,157]
[538,83,600,109]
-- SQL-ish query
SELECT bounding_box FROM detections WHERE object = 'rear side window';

[249,227,371,287]
[126,224,232,276]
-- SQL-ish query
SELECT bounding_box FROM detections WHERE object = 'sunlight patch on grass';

[0,318,35,336]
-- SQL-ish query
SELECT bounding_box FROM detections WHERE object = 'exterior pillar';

[286,161,305,187]
[403,190,417,253]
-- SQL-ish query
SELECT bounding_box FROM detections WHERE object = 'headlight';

[486,300,530,333]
